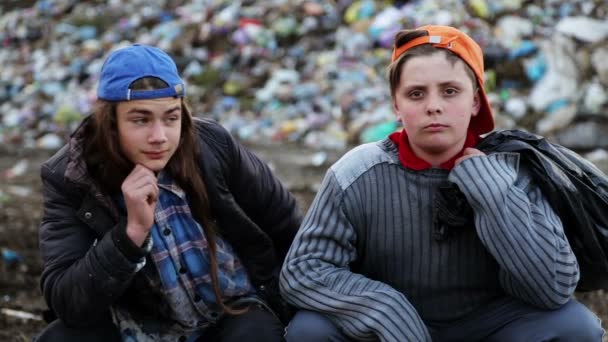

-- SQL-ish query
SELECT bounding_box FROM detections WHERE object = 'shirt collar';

[388,128,479,171]
[157,170,187,200]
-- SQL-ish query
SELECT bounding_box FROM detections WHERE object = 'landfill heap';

[0,0,607,167]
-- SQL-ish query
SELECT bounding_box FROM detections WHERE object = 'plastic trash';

[7,185,32,197]
[360,121,399,144]
[528,35,578,112]
[555,17,608,43]
[310,151,328,167]
[3,159,28,179]
[37,133,64,150]
[504,97,528,120]
[583,81,608,115]
[469,0,490,18]
[508,41,538,60]
[591,47,608,86]
[0,0,607,155]
[1,248,22,264]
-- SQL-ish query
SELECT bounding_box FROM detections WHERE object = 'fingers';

[121,165,159,202]
[455,148,486,166]
[122,165,159,236]
[462,148,485,156]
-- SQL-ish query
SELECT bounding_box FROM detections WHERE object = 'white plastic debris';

[0,308,42,321]
[555,17,608,44]
[504,97,528,120]
[583,80,608,115]
[528,34,578,112]
[3,159,28,179]
[536,104,577,135]
[37,133,64,150]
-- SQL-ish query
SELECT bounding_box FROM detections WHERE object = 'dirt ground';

[0,144,606,341]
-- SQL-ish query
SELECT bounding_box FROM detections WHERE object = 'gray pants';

[285,298,604,341]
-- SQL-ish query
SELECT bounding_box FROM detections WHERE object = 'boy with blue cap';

[37,44,301,341]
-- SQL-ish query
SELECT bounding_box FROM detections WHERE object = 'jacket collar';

[65,116,120,220]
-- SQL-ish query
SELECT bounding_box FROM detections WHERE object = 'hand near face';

[455,147,486,166]
[121,164,158,246]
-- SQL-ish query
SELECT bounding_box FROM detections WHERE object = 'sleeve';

[280,170,431,342]
[448,152,579,309]
[38,164,144,327]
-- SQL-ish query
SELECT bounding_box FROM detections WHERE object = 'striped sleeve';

[280,170,431,342]
[448,152,579,309]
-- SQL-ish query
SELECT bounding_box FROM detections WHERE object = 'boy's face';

[393,52,480,164]
[115,97,182,172]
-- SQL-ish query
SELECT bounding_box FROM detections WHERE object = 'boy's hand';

[121,164,158,246]
[455,147,486,166]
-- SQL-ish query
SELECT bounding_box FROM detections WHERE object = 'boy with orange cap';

[280,25,604,341]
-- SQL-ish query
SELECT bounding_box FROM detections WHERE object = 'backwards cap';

[97,44,185,101]
[392,25,494,136]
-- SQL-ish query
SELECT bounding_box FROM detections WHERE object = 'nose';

[425,93,443,115]
[148,120,168,144]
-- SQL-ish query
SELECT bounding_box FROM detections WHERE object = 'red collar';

[388,129,480,171]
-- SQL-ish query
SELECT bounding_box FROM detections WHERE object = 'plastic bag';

[435,129,608,291]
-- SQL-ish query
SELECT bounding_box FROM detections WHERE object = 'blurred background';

[0,0,607,340]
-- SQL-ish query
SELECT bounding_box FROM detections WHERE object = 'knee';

[220,306,284,342]
[285,310,344,342]
[554,300,604,341]
[35,319,121,342]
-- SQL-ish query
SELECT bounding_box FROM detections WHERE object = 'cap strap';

[391,35,458,62]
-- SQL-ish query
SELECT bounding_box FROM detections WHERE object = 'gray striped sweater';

[279,138,579,341]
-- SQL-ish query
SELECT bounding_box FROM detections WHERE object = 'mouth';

[423,123,448,132]
[143,150,167,159]
[425,123,446,128]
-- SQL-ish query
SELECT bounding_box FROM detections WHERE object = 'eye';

[131,117,148,125]
[408,90,424,99]
[164,115,180,123]
[444,88,459,96]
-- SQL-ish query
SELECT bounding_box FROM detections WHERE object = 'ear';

[393,97,401,119]
[471,89,481,117]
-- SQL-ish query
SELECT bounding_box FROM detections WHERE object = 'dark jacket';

[39,117,302,327]
[434,129,608,291]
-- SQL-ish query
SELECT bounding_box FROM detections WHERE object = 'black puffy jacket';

[39,117,302,327]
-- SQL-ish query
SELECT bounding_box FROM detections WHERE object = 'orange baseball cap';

[391,25,494,136]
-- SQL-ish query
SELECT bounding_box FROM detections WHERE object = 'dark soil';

[0,145,605,341]
[0,150,48,342]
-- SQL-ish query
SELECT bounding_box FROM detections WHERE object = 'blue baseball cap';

[97,44,185,101]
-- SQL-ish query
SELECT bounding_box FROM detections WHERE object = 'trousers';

[285,298,604,341]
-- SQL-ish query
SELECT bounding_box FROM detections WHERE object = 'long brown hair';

[83,77,244,315]
[387,29,477,98]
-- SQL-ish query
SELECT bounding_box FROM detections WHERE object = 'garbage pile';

[0,0,607,162]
